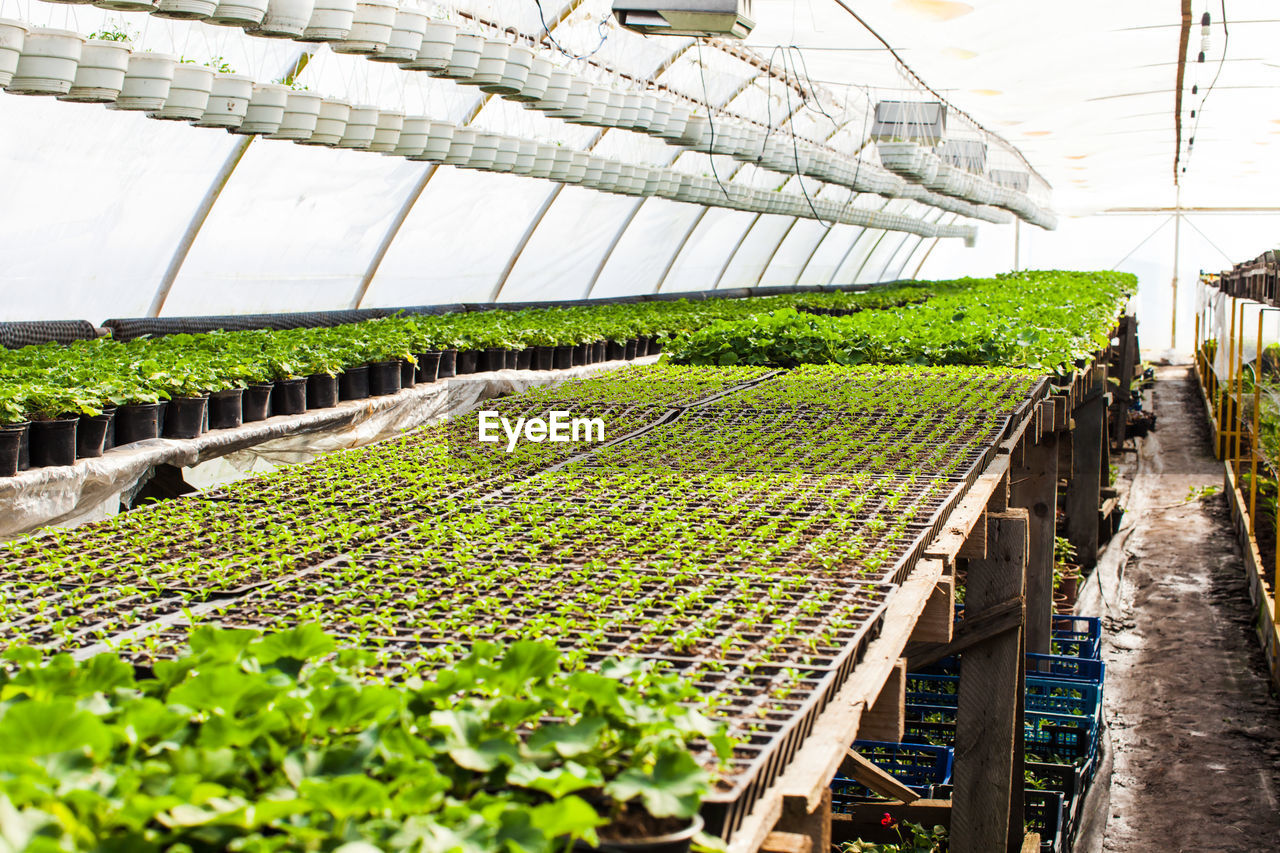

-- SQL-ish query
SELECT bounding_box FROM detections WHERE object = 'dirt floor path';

[1077,365,1280,852]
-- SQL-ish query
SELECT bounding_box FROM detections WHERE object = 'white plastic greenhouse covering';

[1,0,1277,351]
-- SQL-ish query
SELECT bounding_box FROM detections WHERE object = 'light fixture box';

[990,169,1030,192]
[938,139,988,174]
[612,0,754,38]
[870,100,946,143]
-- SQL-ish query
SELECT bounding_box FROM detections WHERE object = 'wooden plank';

[839,748,919,803]
[925,458,1008,567]
[905,595,1024,670]
[858,659,906,742]
[957,511,988,560]
[1010,432,1058,655]
[1065,391,1105,569]
[761,833,811,853]
[987,465,1010,513]
[776,789,830,853]
[951,510,1028,853]
[909,577,954,645]
[1021,833,1042,853]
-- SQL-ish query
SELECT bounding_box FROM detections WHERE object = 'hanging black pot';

[437,349,458,379]
[115,402,164,446]
[164,396,208,439]
[606,340,626,361]
[307,373,340,409]
[273,378,307,415]
[516,348,532,370]
[368,361,402,396]
[482,347,506,372]
[243,384,274,422]
[571,343,588,366]
[416,350,443,384]
[76,409,114,459]
[338,365,370,401]
[456,350,480,375]
[400,360,417,389]
[0,423,27,477]
[534,345,554,370]
[624,339,639,360]
[553,345,574,370]
[208,388,244,430]
[29,417,78,468]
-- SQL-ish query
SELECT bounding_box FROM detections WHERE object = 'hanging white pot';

[6,29,83,96]
[208,0,269,27]
[150,62,213,119]
[483,43,531,95]
[530,68,569,111]
[512,55,550,103]
[580,157,605,188]
[462,37,507,87]
[655,103,689,140]
[192,71,253,127]
[267,89,322,139]
[402,20,455,71]
[464,131,500,169]
[530,143,556,179]
[337,104,378,148]
[303,0,356,42]
[601,90,625,127]
[154,0,218,19]
[0,19,27,89]
[333,0,397,55]
[235,83,290,134]
[568,151,589,183]
[512,139,537,175]
[252,0,315,38]
[678,114,709,150]
[408,120,454,160]
[368,109,403,151]
[440,126,475,164]
[645,98,672,135]
[371,6,426,63]
[547,77,588,119]
[95,0,157,10]
[437,31,482,79]
[547,147,573,181]
[297,97,350,144]
[59,38,129,103]
[112,52,176,111]
[572,85,610,126]
[489,135,519,172]
[631,93,656,131]
[392,114,430,156]
[618,92,640,128]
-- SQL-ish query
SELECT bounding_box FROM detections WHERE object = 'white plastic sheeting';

[0,0,1088,321]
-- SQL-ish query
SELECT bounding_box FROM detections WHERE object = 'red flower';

[880,813,896,828]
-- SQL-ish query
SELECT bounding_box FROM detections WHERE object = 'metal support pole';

[1172,187,1182,349]
[1013,218,1021,272]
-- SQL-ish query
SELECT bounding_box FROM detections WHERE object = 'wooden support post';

[777,788,831,853]
[951,510,1028,853]
[1110,316,1137,447]
[909,578,955,645]
[859,659,906,742]
[1011,433,1058,654]
[1065,390,1105,569]
[762,833,812,853]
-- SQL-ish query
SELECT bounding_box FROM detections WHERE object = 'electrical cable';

[693,38,731,202]
[1184,0,1228,174]
[532,0,609,61]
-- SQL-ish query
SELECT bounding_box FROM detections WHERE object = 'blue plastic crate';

[1027,652,1105,684]
[1049,615,1102,660]
[906,673,1102,721]
[903,705,1097,766]
[928,786,1065,853]
[830,741,954,811]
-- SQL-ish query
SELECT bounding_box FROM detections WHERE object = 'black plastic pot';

[29,417,78,468]
[274,378,307,415]
[416,350,442,384]
[553,345,574,370]
[437,349,457,379]
[637,336,651,356]
[115,402,164,446]
[338,366,370,401]
[76,409,114,459]
[606,340,626,361]
[648,336,663,355]
[593,340,606,363]
[624,339,638,360]
[572,343,588,366]
[504,349,519,370]
[164,396,208,439]
[534,345,555,370]
[243,384,273,422]
[400,360,417,389]
[457,350,479,375]
[482,347,506,372]
[516,348,532,370]
[0,423,27,477]
[307,373,340,410]
[208,389,244,430]
[369,360,402,396]
[584,815,703,853]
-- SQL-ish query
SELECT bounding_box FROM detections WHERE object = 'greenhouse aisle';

[1084,366,1280,851]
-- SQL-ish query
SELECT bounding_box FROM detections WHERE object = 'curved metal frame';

[711,213,764,290]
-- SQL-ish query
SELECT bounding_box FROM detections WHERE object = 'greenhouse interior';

[2,0,1280,851]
